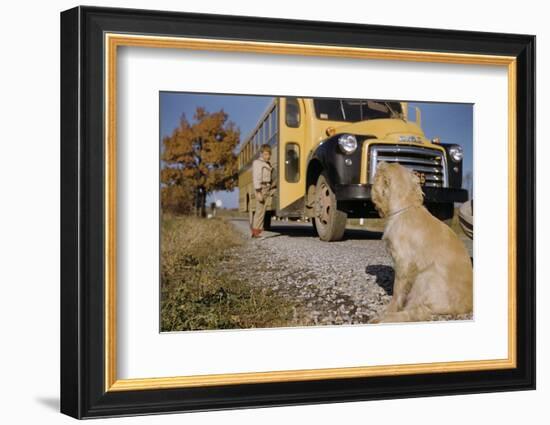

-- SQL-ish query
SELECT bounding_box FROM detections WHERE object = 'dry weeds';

[161,215,295,331]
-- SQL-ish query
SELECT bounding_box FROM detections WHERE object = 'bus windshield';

[313,99,403,122]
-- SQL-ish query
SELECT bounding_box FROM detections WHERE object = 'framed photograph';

[60,5,535,419]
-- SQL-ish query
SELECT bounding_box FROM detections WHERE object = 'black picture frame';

[60,5,535,419]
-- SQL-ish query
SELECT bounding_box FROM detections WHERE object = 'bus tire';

[313,174,347,241]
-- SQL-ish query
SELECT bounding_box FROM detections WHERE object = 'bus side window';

[272,107,278,141]
[285,98,300,128]
[261,121,266,145]
[285,143,300,183]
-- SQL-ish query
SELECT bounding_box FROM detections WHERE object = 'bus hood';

[333,119,426,142]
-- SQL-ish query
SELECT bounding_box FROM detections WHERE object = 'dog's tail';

[378,306,432,323]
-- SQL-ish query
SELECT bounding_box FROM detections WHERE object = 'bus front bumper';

[334,184,468,204]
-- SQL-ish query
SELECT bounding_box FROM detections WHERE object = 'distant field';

[208,208,245,218]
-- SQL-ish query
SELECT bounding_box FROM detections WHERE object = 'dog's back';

[399,206,473,315]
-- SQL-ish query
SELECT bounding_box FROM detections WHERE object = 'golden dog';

[370,162,473,323]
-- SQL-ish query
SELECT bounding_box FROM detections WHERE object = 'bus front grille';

[368,145,448,188]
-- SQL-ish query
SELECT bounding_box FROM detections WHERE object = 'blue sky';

[160,92,473,209]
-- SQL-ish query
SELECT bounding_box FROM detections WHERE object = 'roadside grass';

[161,215,296,332]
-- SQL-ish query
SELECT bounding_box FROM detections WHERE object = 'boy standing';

[251,144,274,238]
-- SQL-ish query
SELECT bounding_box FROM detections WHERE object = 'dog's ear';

[376,162,390,187]
[375,162,391,196]
[372,162,391,217]
[408,168,425,204]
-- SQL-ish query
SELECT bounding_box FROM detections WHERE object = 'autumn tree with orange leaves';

[161,107,240,216]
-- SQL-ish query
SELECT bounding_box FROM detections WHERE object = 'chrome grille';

[369,145,448,188]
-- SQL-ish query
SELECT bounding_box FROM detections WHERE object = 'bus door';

[278,97,306,212]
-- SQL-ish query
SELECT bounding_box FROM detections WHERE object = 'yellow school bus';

[237,97,467,241]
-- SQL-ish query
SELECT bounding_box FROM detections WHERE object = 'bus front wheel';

[313,174,347,241]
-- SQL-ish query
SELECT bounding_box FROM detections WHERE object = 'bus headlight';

[449,145,463,162]
[338,134,358,155]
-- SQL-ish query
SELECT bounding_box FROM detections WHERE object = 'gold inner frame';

[104,33,517,392]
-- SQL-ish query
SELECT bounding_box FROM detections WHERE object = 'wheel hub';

[315,182,331,225]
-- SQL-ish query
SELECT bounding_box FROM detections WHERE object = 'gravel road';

[218,219,393,325]
[218,218,473,326]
